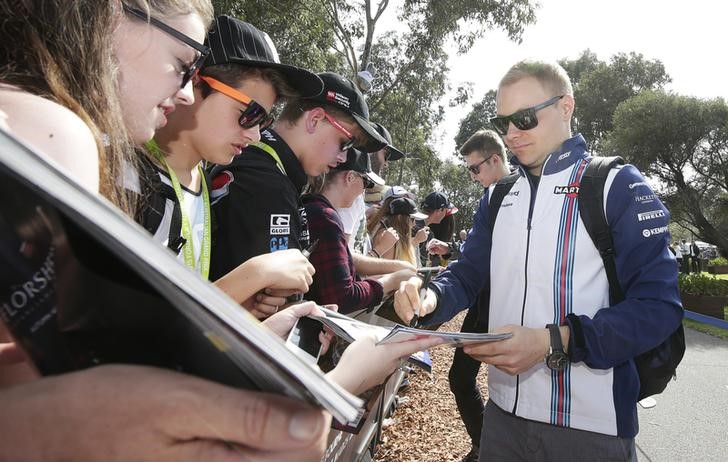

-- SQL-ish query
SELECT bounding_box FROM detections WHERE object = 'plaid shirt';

[302,194,383,313]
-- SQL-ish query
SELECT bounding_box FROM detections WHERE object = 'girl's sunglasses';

[122,4,210,89]
[199,76,275,130]
[490,95,564,136]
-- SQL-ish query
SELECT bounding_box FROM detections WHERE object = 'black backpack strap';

[578,156,625,304]
[488,171,520,234]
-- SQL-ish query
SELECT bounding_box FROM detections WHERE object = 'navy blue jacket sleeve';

[566,165,684,369]
[423,192,493,325]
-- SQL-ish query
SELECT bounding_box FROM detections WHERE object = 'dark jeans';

[480,401,637,461]
[691,256,702,273]
[448,292,488,447]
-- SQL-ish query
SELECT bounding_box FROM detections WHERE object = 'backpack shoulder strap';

[578,156,625,304]
[488,171,520,234]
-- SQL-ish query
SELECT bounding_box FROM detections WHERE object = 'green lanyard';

[251,141,287,176]
[147,141,211,279]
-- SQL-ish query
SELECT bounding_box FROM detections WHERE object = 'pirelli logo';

[637,209,665,222]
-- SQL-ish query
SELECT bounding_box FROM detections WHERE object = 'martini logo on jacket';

[553,184,580,198]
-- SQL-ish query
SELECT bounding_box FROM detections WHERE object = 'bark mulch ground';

[374,311,488,462]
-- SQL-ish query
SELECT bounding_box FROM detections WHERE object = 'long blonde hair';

[0,0,213,215]
[368,197,417,266]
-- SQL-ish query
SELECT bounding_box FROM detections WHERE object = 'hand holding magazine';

[0,129,361,423]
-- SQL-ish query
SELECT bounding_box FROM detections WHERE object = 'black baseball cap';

[389,197,428,219]
[422,191,458,214]
[305,72,388,152]
[332,148,385,186]
[372,123,405,161]
[203,16,324,98]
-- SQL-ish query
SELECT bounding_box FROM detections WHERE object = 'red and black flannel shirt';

[301,194,384,313]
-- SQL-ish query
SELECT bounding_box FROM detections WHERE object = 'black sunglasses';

[490,95,564,136]
[122,4,210,89]
[466,155,493,175]
[355,172,375,189]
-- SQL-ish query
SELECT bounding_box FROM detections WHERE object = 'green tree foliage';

[213,0,537,204]
[211,0,343,72]
[564,51,671,151]
[436,159,483,230]
[605,91,728,256]
[453,89,497,150]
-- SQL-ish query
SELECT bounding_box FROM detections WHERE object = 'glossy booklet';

[0,129,362,423]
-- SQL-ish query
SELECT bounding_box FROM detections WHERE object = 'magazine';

[312,306,512,347]
[0,128,362,423]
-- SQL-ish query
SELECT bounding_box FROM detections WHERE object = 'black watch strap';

[546,324,564,351]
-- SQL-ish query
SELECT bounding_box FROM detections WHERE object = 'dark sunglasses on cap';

[490,95,564,136]
[199,76,275,130]
[122,4,210,89]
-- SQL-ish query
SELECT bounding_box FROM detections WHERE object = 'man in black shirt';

[209,72,387,280]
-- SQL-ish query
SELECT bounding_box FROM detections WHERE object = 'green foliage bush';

[678,273,728,296]
[708,257,728,266]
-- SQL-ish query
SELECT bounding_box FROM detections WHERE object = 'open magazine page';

[0,129,362,423]
[312,306,512,347]
[378,326,512,346]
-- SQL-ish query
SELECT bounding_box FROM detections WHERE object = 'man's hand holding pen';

[394,275,438,326]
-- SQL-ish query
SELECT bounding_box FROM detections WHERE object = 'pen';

[287,240,320,304]
[410,270,432,327]
[301,239,319,259]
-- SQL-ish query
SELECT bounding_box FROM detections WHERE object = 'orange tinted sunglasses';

[199,76,275,130]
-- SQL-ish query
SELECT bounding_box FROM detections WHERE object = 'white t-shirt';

[336,194,366,253]
[124,161,205,271]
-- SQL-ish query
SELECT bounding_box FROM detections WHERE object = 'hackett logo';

[553,184,580,198]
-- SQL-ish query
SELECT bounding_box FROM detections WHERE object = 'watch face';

[547,351,568,370]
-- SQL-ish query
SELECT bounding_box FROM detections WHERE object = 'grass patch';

[684,318,728,340]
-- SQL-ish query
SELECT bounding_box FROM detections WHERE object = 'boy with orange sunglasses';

[134,16,325,315]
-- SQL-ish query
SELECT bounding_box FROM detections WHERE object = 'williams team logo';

[325,90,351,108]
[270,214,290,235]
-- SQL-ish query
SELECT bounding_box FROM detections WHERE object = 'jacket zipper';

[512,166,539,415]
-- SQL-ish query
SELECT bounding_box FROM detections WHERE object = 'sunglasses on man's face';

[322,112,357,152]
[122,4,210,89]
[490,95,564,136]
[199,76,275,130]
[466,155,493,175]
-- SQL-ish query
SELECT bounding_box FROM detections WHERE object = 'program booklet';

[312,307,511,347]
[0,129,362,423]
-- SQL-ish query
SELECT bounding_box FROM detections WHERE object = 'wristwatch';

[545,324,568,370]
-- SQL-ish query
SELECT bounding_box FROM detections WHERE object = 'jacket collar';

[512,134,589,177]
[258,129,309,193]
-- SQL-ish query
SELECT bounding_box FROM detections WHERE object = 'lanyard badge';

[147,141,211,279]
